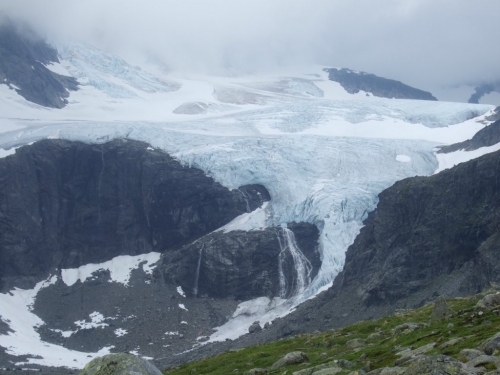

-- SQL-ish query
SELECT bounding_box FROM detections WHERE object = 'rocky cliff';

[325,68,437,101]
[161,145,500,369]
[161,222,321,300]
[0,139,268,291]
[0,17,78,108]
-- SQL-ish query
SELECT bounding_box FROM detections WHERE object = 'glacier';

[0,41,498,364]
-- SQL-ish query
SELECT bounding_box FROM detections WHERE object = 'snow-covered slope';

[0,42,498,368]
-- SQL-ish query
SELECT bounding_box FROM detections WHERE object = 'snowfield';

[0,42,498,368]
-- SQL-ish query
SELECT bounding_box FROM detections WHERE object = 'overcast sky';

[2,0,500,88]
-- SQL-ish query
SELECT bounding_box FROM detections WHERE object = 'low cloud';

[1,0,499,88]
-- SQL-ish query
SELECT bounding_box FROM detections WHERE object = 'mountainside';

[0,27,499,373]
[0,139,268,292]
[154,136,500,371]
[325,68,437,101]
[0,17,78,108]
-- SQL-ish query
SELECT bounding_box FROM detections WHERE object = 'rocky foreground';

[157,289,500,375]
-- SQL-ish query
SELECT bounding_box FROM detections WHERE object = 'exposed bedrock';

[0,139,270,291]
[325,67,437,101]
[438,118,500,153]
[0,17,78,108]
[335,148,500,307]
[160,222,321,300]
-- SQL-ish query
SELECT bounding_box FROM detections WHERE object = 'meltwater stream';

[277,227,313,299]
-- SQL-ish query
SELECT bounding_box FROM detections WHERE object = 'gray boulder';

[244,369,268,375]
[476,293,500,311]
[249,322,263,334]
[78,353,162,375]
[346,338,366,349]
[467,355,499,368]
[479,333,500,355]
[430,296,453,323]
[458,349,486,362]
[404,355,481,375]
[271,351,309,370]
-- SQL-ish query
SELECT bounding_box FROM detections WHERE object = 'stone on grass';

[476,293,500,311]
[337,359,354,368]
[379,368,406,375]
[391,323,421,335]
[458,349,486,361]
[312,367,343,375]
[479,333,500,355]
[404,355,480,375]
[430,296,453,323]
[244,368,267,375]
[438,338,463,350]
[346,338,366,349]
[467,355,499,368]
[78,353,162,375]
[271,352,309,370]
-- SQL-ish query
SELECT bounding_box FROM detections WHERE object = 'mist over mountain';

[0,3,500,374]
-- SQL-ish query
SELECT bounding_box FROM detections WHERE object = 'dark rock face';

[468,82,500,104]
[160,222,320,300]
[334,148,500,306]
[0,139,268,291]
[325,68,437,101]
[0,17,78,108]
[438,119,500,153]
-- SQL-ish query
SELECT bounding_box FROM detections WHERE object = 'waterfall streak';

[193,243,205,296]
[277,227,313,298]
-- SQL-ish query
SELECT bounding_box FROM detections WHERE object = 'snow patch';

[61,252,161,287]
[218,202,270,233]
[396,154,411,163]
[75,312,109,330]
[176,286,186,297]
[0,276,113,369]
[435,143,500,174]
[114,328,127,337]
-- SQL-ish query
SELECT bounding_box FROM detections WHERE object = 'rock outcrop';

[331,148,500,308]
[325,68,437,101]
[78,353,162,375]
[0,139,268,291]
[438,119,500,153]
[160,222,320,299]
[0,17,78,108]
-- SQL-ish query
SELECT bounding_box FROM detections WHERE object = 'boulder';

[346,338,366,349]
[312,367,343,375]
[249,322,262,334]
[479,333,500,355]
[458,349,486,362]
[404,355,481,375]
[476,294,500,311]
[244,369,268,375]
[467,355,499,368]
[430,296,453,323]
[271,351,309,370]
[379,368,406,375]
[391,323,421,335]
[78,353,162,375]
